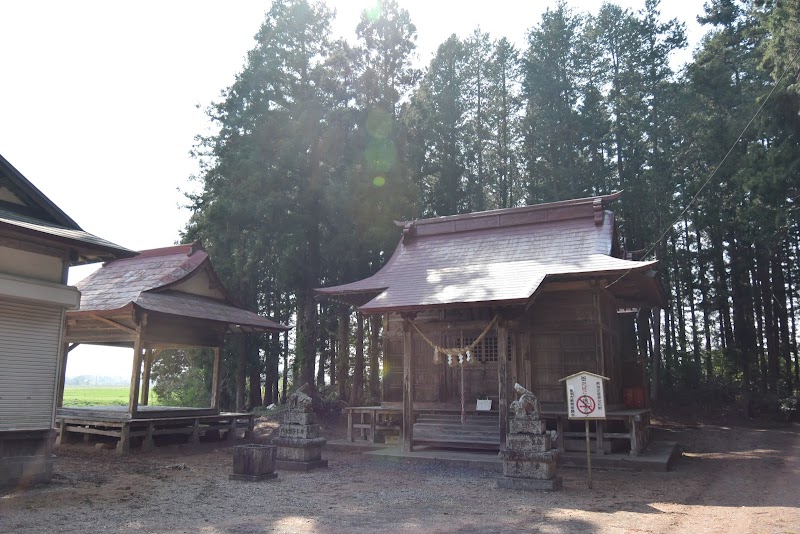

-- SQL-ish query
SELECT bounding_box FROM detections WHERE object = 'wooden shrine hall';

[56,242,289,453]
[318,192,666,455]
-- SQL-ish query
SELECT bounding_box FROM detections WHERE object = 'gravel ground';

[1,416,798,533]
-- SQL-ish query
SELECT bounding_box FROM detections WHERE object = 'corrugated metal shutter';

[0,299,64,431]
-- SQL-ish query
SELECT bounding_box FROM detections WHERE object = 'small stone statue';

[510,383,541,420]
[288,383,314,413]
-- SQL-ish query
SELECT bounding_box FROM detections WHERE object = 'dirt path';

[1,420,798,533]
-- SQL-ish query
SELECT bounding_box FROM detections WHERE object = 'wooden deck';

[56,406,254,454]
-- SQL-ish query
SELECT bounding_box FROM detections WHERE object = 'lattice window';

[458,335,512,363]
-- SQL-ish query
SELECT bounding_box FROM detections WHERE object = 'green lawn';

[62,386,159,407]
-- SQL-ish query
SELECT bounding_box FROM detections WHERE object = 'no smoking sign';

[560,372,609,420]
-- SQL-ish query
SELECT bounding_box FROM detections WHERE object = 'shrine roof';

[317,193,664,313]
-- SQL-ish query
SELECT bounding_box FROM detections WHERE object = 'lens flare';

[366,108,392,139]
[365,138,396,173]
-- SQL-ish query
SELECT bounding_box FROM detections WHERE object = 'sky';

[0,0,707,378]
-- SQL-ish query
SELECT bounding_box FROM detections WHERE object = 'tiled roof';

[135,292,288,332]
[75,243,289,332]
[317,193,660,312]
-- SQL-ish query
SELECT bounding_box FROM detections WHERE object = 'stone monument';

[272,383,328,471]
[498,383,561,491]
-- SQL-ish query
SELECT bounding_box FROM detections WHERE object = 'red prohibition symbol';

[576,395,596,414]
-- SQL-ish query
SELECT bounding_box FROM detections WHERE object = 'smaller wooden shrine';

[57,242,289,453]
[318,193,665,455]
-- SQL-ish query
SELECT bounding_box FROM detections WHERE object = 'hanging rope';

[409,314,499,356]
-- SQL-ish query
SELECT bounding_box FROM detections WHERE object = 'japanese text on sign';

[563,372,608,420]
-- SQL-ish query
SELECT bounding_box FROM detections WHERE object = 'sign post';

[559,371,609,489]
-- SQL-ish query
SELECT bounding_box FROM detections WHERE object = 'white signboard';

[561,372,609,420]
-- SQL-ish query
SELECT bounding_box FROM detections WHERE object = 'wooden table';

[343,406,402,443]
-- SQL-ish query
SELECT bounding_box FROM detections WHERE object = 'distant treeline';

[65,376,130,387]
[176,0,799,412]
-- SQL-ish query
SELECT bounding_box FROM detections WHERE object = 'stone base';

[275,459,328,471]
[229,472,279,482]
[498,476,562,491]
[276,445,323,463]
[502,458,558,479]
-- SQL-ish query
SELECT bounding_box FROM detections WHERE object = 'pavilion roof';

[317,193,664,313]
[73,242,289,333]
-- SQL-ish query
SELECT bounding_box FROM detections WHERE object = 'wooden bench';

[541,408,650,456]
[343,406,402,443]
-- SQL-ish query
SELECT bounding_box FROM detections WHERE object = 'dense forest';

[154,0,800,415]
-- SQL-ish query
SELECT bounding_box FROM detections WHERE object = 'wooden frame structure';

[56,243,289,453]
[319,193,665,454]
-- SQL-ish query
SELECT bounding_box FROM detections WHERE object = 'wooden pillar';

[651,307,661,404]
[211,345,223,412]
[56,342,76,408]
[141,348,153,406]
[402,317,415,452]
[497,319,509,446]
[128,335,143,416]
[593,281,605,375]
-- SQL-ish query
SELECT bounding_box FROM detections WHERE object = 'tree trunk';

[711,229,734,353]
[684,219,700,374]
[753,262,768,394]
[756,244,779,394]
[651,308,661,402]
[236,336,247,411]
[368,314,381,401]
[729,233,757,410]
[282,327,289,404]
[772,249,793,393]
[330,318,338,387]
[787,239,800,385]
[695,222,713,382]
[337,309,350,401]
[317,327,326,387]
[671,233,687,359]
[350,312,365,406]
[248,337,263,409]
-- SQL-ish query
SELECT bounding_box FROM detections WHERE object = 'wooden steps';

[413,412,500,450]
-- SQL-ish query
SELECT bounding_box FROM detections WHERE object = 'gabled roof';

[74,242,289,333]
[317,193,664,313]
[0,153,135,264]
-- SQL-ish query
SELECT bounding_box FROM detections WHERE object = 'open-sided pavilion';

[57,242,289,453]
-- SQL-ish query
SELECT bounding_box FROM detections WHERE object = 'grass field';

[62,386,159,407]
